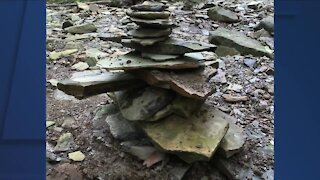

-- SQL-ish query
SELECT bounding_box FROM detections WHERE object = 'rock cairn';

[58,1,245,164]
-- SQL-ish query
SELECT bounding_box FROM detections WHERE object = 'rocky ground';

[46,0,274,179]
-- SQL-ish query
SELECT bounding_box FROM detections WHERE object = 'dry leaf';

[143,151,165,167]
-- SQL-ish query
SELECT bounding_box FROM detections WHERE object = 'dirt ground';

[46,0,274,179]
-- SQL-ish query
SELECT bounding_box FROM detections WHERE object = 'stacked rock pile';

[57,1,245,164]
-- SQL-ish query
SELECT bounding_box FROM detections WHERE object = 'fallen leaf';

[143,151,165,167]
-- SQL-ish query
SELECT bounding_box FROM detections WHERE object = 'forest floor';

[46,0,274,179]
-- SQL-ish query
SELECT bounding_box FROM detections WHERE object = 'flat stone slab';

[97,52,203,70]
[65,23,97,34]
[209,27,273,58]
[127,9,170,19]
[98,33,126,43]
[130,17,174,29]
[114,86,175,121]
[129,36,168,46]
[141,53,179,61]
[138,104,229,163]
[57,70,143,99]
[121,38,216,55]
[131,1,168,11]
[128,28,171,39]
[131,65,218,100]
[207,7,240,23]
[211,108,246,158]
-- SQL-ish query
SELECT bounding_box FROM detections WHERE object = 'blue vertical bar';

[0,0,46,179]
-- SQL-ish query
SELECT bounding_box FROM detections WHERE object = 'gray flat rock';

[57,71,144,99]
[121,38,216,55]
[130,17,173,29]
[138,104,229,163]
[141,53,179,61]
[131,1,168,11]
[209,27,273,58]
[128,28,171,39]
[208,7,240,23]
[97,51,203,70]
[127,9,170,19]
[98,33,127,43]
[65,23,97,34]
[129,36,168,46]
[114,86,175,121]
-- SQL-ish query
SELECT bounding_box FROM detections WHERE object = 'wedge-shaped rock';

[213,157,257,180]
[57,71,143,99]
[130,36,168,46]
[98,33,127,43]
[211,108,246,158]
[131,1,168,11]
[149,104,173,122]
[127,9,170,19]
[255,16,274,35]
[122,38,216,55]
[171,96,203,118]
[97,52,202,70]
[130,17,173,29]
[142,53,179,61]
[128,28,171,39]
[106,112,143,140]
[207,7,240,23]
[209,27,273,58]
[131,65,217,100]
[65,23,97,34]
[114,86,175,121]
[149,95,203,121]
[139,104,229,163]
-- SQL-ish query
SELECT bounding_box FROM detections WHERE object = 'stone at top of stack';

[124,1,172,47]
[120,1,216,59]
